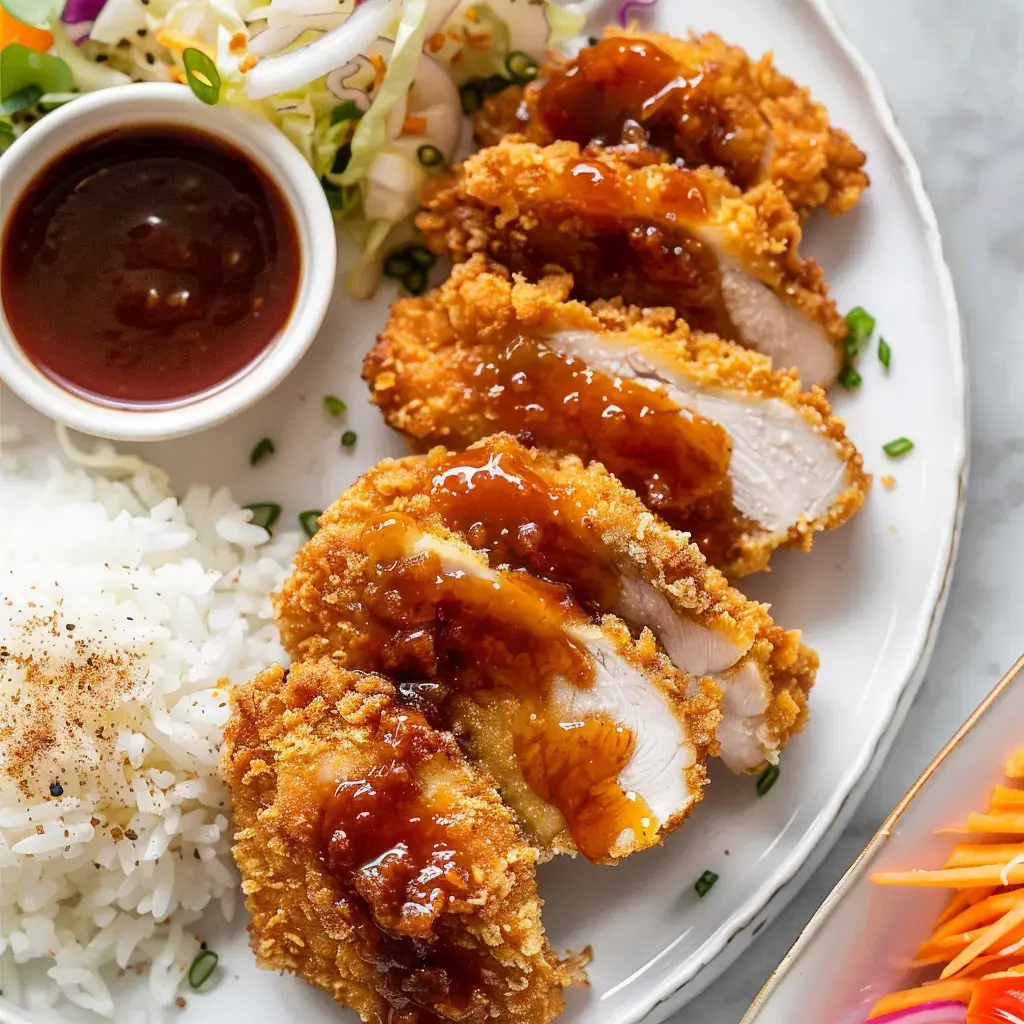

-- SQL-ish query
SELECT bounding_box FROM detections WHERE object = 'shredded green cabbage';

[340,0,430,187]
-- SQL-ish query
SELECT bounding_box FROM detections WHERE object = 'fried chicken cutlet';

[474,31,869,220]
[273,486,720,861]
[277,433,814,775]
[364,256,868,579]
[417,139,845,388]
[223,660,586,1023]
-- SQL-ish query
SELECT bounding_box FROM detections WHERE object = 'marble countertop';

[674,0,1024,1019]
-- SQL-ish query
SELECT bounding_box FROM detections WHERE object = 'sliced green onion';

[403,268,427,295]
[0,44,71,101]
[182,47,221,106]
[341,430,357,448]
[244,503,281,529]
[406,245,436,268]
[330,99,365,125]
[838,365,862,391]
[481,73,510,95]
[0,84,42,116]
[332,142,352,175]
[299,509,322,538]
[188,949,218,990]
[878,337,891,370]
[321,179,344,212]
[383,252,415,279]
[756,763,780,797]
[694,870,719,898]
[417,144,444,168]
[505,51,539,83]
[323,395,347,417]
[249,437,275,466]
[843,305,875,359]
[459,82,483,115]
[883,437,914,458]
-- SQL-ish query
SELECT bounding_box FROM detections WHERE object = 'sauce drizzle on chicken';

[351,513,658,862]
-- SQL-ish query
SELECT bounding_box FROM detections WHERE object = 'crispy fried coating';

[474,30,869,218]
[273,480,718,858]
[364,256,868,578]
[416,138,847,360]
[222,660,586,1024]
[276,431,815,772]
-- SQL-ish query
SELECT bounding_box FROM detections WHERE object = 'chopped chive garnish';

[407,245,436,268]
[244,503,281,529]
[878,337,891,370]
[330,99,365,125]
[756,763,780,797]
[383,252,414,279]
[341,430,358,448]
[838,365,862,390]
[332,142,352,175]
[505,50,539,83]
[188,949,218,989]
[843,305,875,359]
[182,48,221,106]
[321,178,344,211]
[694,870,719,898]
[883,437,914,458]
[0,85,43,117]
[249,437,275,466]
[417,144,445,168]
[299,509,322,538]
[403,268,428,295]
[459,82,483,115]
[323,395,347,417]
[482,73,510,95]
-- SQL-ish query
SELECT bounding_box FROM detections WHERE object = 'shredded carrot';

[868,979,973,1018]
[368,53,386,87]
[154,27,214,59]
[464,5,478,20]
[401,115,427,136]
[426,31,446,53]
[464,30,492,50]
[229,31,247,52]
[945,843,1024,868]
[239,54,258,73]
[871,746,1024,1009]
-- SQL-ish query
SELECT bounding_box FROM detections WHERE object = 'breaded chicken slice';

[222,660,586,1023]
[417,139,845,387]
[274,499,718,861]
[474,30,869,220]
[279,433,814,774]
[364,256,868,579]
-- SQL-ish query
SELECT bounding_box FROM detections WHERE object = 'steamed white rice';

[0,436,299,1018]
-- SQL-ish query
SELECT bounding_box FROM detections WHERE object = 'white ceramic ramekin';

[0,83,336,442]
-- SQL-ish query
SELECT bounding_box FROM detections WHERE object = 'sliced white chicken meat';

[414,139,848,388]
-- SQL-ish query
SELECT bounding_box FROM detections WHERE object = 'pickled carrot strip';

[941,896,1024,978]
[868,980,973,1018]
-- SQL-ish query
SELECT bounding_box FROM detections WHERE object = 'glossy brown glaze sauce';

[535,36,765,189]
[494,155,737,333]
[1,127,299,404]
[351,513,657,862]
[320,702,489,1022]
[459,337,731,518]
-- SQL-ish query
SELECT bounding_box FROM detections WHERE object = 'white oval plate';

[0,0,966,1021]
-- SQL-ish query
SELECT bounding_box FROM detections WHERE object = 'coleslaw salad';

[0,0,588,292]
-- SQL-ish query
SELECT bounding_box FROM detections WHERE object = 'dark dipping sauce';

[1,126,300,404]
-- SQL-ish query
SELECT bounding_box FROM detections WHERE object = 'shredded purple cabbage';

[618,0,658,28]
[61,0,107,23]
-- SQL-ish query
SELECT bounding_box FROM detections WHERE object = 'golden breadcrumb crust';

[222,660,586,1023]
[364,255,868,578]
[474,29,869,219]
[416,138,847,351]
[273,502,717,856]
[277,429,815,769]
